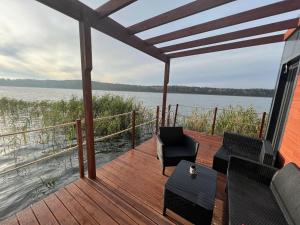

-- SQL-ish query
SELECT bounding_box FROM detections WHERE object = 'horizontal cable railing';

[166,104,268,138]
[0,107,157,177]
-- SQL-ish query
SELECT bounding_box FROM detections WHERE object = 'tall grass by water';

[177,106,267,138]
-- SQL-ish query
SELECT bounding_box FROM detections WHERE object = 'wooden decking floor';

[1,130,226,225]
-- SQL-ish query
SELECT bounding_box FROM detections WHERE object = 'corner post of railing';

[76,119,84,178]
[167,104,171,127]
[258,112,267,139]
[173,104,179,127]
[155,106,160,135]
[132,110,136,149]
[211,107,218,135]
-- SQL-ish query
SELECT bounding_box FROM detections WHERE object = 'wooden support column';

[79,21,96,179]
[161,61,170,127]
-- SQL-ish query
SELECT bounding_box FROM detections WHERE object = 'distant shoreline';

[0,79,274,98]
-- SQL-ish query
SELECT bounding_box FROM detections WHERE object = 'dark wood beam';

[161,18,300,52]
[96,0,137,17]
[146,0,300,44]
[128,0,235,34]
[161,61,170,127]
[79,21,96,179]
[168,34,285,58]
[35,0,168,62]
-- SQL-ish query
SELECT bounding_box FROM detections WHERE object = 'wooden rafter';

[146,0,300,45]
[128,0,235,34]
[35,0,168,62]
[161,18,300,52]
[96,0,137,17]
[168,34,285,58]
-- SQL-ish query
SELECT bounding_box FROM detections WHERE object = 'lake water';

[0,86,273,113]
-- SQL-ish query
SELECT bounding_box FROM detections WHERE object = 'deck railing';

[0,104,267,177]
[165,104,268,139]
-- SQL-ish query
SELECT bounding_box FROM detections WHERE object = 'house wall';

[279,71,300,167]
[277,28,300,167]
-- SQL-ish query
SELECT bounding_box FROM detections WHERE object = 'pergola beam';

[161,18,300,52]
[146,0,300,45]
[96,0,137,18]
[35,0,169,62]
[128,0,235,34]
[168,34,285,58]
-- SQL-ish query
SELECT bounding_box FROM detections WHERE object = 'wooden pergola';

[35,0,300,179]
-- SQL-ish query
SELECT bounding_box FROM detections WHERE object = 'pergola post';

[79,21,96,179]
[161,60,170,127]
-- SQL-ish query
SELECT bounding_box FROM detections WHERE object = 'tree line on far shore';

[0,79,274,97]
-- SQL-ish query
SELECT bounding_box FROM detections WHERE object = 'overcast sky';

[0,0,300,88]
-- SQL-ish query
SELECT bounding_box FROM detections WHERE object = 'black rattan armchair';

[157,127,199,175]
[213,132,275,174]
[227,156,300,225]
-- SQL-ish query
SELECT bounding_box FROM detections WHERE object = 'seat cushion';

[213,147,229,174]
[271,163,300,225]
[228,171,288,225]
[164,146,196,158]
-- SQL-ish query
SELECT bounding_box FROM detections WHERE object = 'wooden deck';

[0,130,226,225]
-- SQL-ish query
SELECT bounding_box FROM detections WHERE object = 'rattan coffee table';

[163,160,217,225]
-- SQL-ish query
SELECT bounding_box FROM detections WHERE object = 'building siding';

[279,72,300,167]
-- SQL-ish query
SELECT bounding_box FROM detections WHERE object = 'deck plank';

[44,194,79,225]
[16,208,39,225]
[0,216,19,225]
[55,189,99,225]
[65,183,118,225]
[0,131,226,225]
[31,200,59,225]
[74,179,137,225]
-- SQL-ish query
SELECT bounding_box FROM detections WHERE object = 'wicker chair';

[227,156,300,225]
[213,132,275,174]
[157,127,199,175]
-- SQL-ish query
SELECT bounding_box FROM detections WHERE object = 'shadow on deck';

[1,130,226,225]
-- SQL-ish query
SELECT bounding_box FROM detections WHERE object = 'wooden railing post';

[258,112,267,139]
[211,107,218,135]
[161,61,170,127]
[173,104,179,127]
[132,110,136,149]
[155,106,160,135]
[76,119,84,178]
[167,104,171,126]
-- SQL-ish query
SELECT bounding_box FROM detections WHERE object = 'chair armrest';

[156,135,165,161]
[228,156,278,185]
[183,135,199,155]
[223,132,263,156]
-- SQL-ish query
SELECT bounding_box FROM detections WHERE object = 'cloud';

[0,0,294,88]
